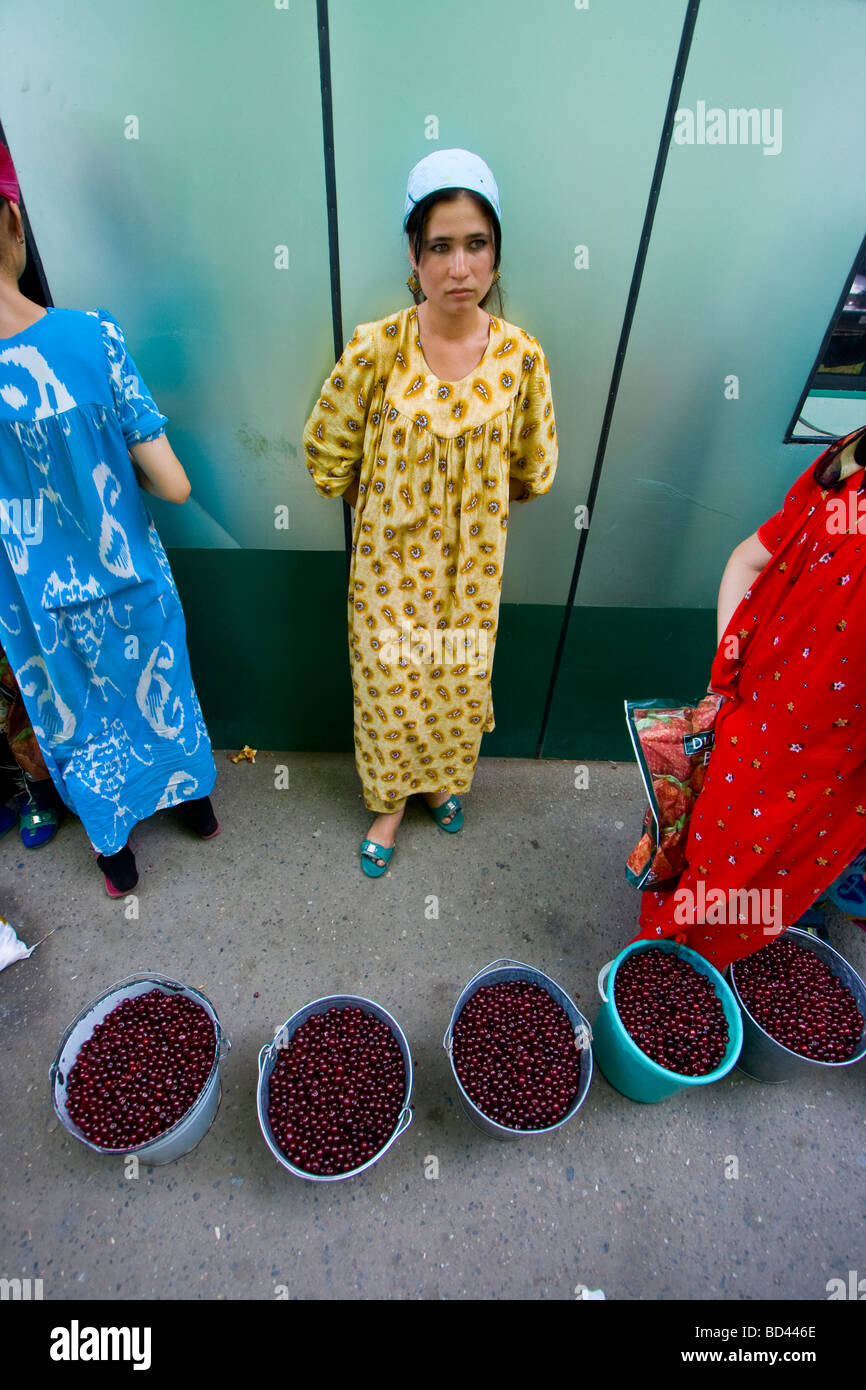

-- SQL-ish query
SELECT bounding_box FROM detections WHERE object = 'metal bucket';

[443,958,593,1140]
[592,940,743,1103]
[729,927,866,1083]
[50,972,230,1165]
[257,994,413,1182]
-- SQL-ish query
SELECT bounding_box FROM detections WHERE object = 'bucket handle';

[108,971,186,992]
[467,957,534,987]
[392,1106,413,1139]
[47,972,191,1084]
[49,979,229,1085]
[597,960,613,1005]
[442,958,534,1052]
[51,1030,233,1085]
[257,1042,274,1077]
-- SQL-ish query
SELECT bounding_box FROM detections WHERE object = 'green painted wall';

[2,0,865,760]
[170,545,715,762]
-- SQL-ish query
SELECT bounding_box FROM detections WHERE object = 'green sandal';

[428,795,463,834]
[19,802,61,849]
[360,838,395,878]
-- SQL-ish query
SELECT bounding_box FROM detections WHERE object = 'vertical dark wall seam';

[784,228,866,443]
[535,0,702,758]
[315,0,353,563]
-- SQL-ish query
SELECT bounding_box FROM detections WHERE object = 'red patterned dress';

[635,428,866,970]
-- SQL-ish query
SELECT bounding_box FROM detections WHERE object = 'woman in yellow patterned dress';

[303,150,557,876]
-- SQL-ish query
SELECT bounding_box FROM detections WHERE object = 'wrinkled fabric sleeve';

[508,338,558,502]
[303,322,378,498]
[756,458,827,553]
[95,308,168,445]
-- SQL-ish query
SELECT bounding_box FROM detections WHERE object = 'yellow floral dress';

[303,304,557,812]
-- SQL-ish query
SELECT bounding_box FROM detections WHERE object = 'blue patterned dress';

[0,307,215,853]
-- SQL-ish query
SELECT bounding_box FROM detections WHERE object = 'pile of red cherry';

[267,1006,406,1176]
[65,990,216,1149]
[733,938,864,1062]
[451,980,582,1129]
[614,948,729,1076]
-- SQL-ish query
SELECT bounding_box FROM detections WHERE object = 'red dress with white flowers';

[635,446,866,970]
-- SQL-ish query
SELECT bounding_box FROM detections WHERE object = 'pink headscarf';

[0,142,21,203]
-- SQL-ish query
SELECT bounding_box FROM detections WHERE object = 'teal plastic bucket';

[592,939,743,1103]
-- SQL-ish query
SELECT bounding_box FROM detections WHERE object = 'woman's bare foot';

[364,803,406,867]
[423,790,459,826]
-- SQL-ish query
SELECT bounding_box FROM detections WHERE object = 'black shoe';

[179,795,219,839]
[96,844,139,897]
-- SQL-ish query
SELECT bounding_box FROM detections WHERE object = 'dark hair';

[405,188,503,317]
[0,196,13,273]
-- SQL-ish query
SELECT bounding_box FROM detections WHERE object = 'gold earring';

[407,269,420,293]
[492,269,500,282]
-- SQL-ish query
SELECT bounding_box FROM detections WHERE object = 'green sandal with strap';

[360,838,395,878]
[19,800,61,849]
[428,795,463,834]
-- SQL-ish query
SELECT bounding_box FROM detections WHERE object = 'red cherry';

[451,981,582,1129]
[734,939,864,1062]
[66,990,216,1149]
[613,950,729,1076]
[267,1007,406,1175]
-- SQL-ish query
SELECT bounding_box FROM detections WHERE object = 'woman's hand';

[129,435,191,504]
[342,477,360,509]
[716,531,772,644]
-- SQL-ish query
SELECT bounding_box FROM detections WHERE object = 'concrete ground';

[1,753,864,1302]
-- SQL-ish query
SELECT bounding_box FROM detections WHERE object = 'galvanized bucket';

[729,927,866,1083]
[257,994,413,1182]
[50,972,230,1165]
[443,958,593,1140]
